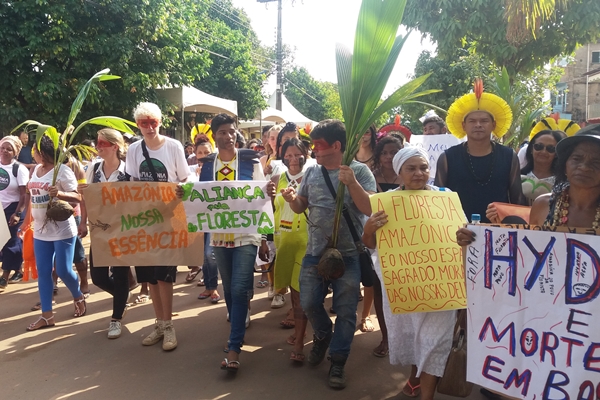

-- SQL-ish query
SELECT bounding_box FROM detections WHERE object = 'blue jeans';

[203,234,218,290]
[34,237,81,312]
[300,254,361,358]
[213,245,257,353]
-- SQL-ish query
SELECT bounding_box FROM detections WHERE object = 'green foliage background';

[0,0,269,134]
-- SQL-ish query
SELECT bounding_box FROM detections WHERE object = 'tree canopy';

[0,0,268,133]
[403,0,600,76]
[284,67,343,122]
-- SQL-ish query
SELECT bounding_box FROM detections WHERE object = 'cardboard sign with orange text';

[82,182,204,266]
[370,190,467,314]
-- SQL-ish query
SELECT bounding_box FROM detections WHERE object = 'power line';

[285,77,321,103]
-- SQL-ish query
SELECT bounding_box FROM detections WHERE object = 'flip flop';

[210,294,221,304]
[220,358,240,372]
[280,319,295,329]
[402,381,421,398]
[134,294,150,304]
[373,341,389,357]
[186,269,201,283]
[255,280,268,288]
[198,291,211,300]
[290,351,305,363]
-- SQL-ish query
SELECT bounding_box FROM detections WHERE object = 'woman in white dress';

[362,146,456,400]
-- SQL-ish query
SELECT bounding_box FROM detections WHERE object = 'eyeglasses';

[532,143,556,153]
[96,139,114,148]
[137,119,160,129]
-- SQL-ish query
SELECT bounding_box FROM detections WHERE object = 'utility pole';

[258,0,283,111]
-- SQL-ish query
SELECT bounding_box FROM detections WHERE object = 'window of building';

[593,51,600,64]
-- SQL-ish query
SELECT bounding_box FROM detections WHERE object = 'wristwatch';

[15,211,22,217]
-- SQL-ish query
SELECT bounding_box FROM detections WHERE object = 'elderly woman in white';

[362,146,458,400]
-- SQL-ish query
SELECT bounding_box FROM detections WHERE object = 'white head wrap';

[392,145,430,174]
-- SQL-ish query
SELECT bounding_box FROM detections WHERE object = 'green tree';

[396,49,563,140]
[195,0,268,119]
[283,67,343,121]
[0,0,270,132]
[0,0,213,133]
[403,0,600,77]
[397,50,494,133]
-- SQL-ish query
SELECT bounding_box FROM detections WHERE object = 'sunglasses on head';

[532,143,556,153]
[137,119,160,129]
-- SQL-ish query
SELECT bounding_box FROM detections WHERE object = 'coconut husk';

[46,198,74,222]
[317,247,345,280]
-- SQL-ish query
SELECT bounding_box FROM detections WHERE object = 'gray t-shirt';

[298,160,376,257]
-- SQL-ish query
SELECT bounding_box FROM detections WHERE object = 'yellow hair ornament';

[529,114,580,141]
[446,78,513,139]
[190,123,214,147]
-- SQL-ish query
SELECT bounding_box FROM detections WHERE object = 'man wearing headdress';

[435,79,525,222]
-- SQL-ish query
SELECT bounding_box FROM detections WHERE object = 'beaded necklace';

[551,189,600,229]
[464,142,496,186]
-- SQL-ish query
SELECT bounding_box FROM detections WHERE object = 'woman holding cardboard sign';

[80,129,131,339]
[363,146,457,400]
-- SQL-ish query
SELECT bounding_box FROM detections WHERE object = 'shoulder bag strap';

[320,166,362,245]
[141,141,159,182]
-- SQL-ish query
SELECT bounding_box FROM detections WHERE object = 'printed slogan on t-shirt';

[82,182,203,266]
[370,190,467,314]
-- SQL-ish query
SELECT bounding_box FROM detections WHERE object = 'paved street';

[0,267,490,400]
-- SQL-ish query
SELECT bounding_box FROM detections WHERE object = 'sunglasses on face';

[96,139,114,148]
[532,143,556,153]
[137,119,160,129]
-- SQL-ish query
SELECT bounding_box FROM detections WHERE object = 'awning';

[156,86,238,116]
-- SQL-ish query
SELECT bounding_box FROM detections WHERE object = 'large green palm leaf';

[11,70,134,186]
[329,0,439,247]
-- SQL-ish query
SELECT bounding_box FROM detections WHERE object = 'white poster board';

[466,224,600,398]
[181,181,275,235]
[409,135,463,185]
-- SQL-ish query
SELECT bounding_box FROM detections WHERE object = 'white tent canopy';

[156,86,238,116]
[256,107,286,124]
[264,92,316,126]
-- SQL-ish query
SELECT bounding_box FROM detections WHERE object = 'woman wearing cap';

[363,146,458,400]
[80,129,131,339]
[0,136,29,289]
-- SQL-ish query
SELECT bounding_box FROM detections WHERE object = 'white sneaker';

[142,319,164,346]
[271,293,286,309]
[162,321,178,351]
[226,312,230,322]
[107,320,122,339]
[245,309,251,329]
[267,286,275,300]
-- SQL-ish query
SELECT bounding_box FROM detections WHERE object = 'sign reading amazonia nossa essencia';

[409,134,463,185]
[466,224,600,398]
[82,182,204,266]
[370,190,467,314]
[180,181,275,235]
